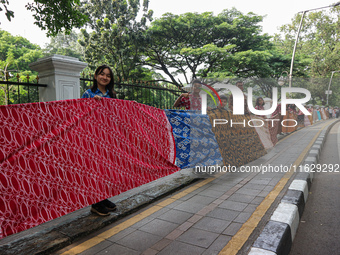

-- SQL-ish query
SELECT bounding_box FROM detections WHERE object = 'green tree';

[143,9,273,88]
[0,29,43,73]
[79,0,153,81]
[275,7,340,105]
[1,0,87,36]
[44,30,85,61]
[0,29,43,105]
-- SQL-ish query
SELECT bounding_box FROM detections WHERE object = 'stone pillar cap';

[29,54,87,73]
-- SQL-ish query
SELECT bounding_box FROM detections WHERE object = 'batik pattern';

[0,99,179,238]
[164,110,223,169]
[207,108,267,167]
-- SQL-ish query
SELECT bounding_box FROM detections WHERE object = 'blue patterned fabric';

[317,111,321,120]
[165,110,223,169]
[82,88,111,98]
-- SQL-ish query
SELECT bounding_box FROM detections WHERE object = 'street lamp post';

[326,70,340,105]
[289,1,340,88]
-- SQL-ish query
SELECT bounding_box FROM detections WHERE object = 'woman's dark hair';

[236,81,243,86]
[256,97,265,106]
[220,95,228,101]
[191,79,202,85]
[91,65,116,98]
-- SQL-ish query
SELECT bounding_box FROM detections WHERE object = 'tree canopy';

[274,6,340,105]
[142,9,275,87]
[0,29,43,73]
[3,1,340,104]
[43,30,84,61]
[0,29,44,105]
[79,0,153,81]
[1,0,87,36]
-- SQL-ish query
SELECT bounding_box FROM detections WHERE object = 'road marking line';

[61,176,216,255]
[218,120,332,255]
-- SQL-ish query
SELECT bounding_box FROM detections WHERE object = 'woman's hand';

[93,95,102,100]
[173,93,189,108]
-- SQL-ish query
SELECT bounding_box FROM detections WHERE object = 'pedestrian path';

[54,119,338,255]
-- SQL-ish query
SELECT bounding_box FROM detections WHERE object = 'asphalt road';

[290,121,340,255]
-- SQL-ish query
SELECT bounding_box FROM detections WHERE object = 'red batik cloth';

[0,98,179,238]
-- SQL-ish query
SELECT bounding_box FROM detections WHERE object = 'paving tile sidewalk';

[50,120,338,255]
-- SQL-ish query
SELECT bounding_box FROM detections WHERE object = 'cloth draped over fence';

[207,109,268,167]
[304,109,313,127]
[164,110,223,169]
[317,110,322,120]
[166,107,328,174]
[250,114,279,150]
[282,111,298,133]
[1,99,326,239]
[297,114,305,128]
[320,108,327,120]
[0,99,180,238]
[166,109,278,169]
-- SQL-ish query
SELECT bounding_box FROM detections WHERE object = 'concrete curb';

[0,169,199,255]
[248,119,340,255]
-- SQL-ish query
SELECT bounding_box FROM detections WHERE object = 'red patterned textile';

[0,98,179,238]
[178,94,201,110]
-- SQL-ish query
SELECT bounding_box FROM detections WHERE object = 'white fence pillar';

[29,55,87,102]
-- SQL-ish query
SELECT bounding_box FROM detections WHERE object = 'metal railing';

[80,76,184,110]
[1,72,184,109]
[0,73,47,106]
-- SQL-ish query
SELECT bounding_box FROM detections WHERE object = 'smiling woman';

[81,65,118,216]
[82,64,116,100]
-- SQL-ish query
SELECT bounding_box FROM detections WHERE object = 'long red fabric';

[0,98,179,238]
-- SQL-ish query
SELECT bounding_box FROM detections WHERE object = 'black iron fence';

[80,76,184,110]
[0,73,47,106]
[1,72,184,110]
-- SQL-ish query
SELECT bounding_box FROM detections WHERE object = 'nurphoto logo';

[200,84,311,115]
[199,83,311,128]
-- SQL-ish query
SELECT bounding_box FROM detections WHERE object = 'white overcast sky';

[0,0,338,47]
